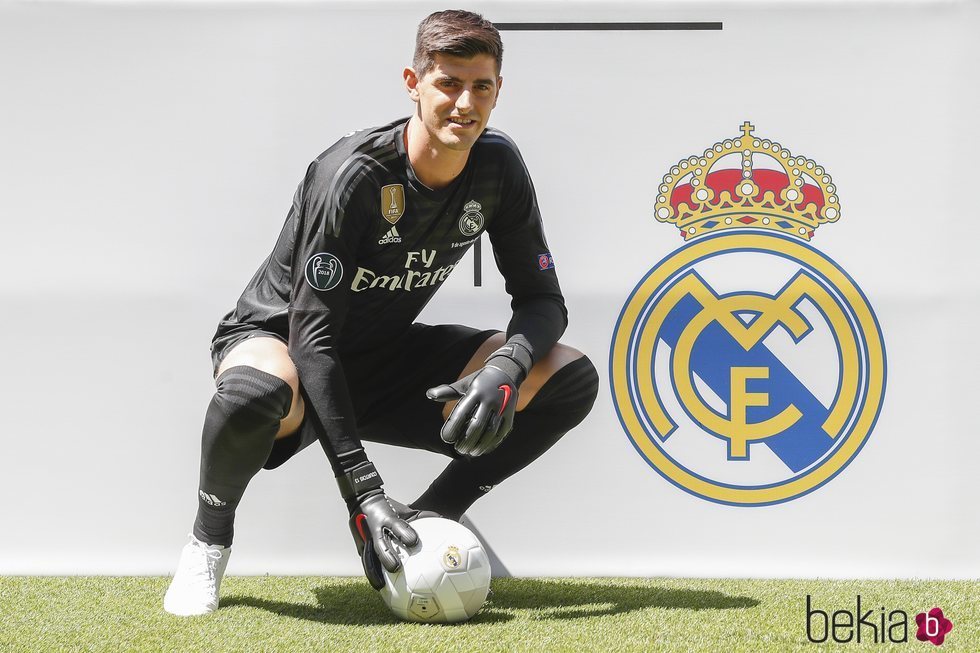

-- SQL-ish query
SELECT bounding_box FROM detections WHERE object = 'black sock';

[411,356,599,520]
[193,366,292,546]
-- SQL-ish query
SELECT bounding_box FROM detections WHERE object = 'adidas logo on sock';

[479,485,494,493]
[199,490,227,507]
[378,225,402,244]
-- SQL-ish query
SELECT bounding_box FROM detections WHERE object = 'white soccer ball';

[379,517,491,623]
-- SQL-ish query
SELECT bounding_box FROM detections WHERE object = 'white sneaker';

[164,533,231,616]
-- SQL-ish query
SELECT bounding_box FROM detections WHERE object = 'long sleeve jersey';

[216,117,567,459]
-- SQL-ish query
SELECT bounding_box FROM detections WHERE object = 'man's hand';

[426,366,518,456]
[349,491,418,590]
[337,459,418,590]
[426,336,533,457]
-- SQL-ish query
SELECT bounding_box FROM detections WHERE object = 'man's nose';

[456,89,474,111]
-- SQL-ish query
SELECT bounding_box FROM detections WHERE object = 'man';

[164,9,599,616]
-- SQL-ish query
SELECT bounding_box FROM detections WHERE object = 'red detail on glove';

[355,513,368,542]
[497,384,512,416]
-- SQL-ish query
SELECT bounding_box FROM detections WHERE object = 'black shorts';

[210,322,499,469]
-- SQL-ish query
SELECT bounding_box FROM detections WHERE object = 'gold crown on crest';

[655,122,840,241]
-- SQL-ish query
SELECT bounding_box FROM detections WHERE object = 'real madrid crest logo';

[442,546,462,570]
[610,122,886,506]
[458,200,484,236]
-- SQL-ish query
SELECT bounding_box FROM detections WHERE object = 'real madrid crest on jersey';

[458,200,484,236]
[610,122,886,506]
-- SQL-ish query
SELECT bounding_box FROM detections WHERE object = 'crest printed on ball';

[610,122,887,506]
[442,546,462,570]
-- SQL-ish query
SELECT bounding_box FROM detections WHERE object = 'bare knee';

[217,337,296,383]
[517,343,587,410]
[216,337,304,438]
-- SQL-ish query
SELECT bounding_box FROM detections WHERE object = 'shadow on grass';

[222,579,758,626]
[493,579,759,621]
[222,584,514,626]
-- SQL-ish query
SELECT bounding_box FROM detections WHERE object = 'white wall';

[1,0,977,578]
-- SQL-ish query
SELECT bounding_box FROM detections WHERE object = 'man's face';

[405,53,502,152]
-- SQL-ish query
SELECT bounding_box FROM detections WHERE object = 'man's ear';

[493,75,503,109]
[404,67,420,101]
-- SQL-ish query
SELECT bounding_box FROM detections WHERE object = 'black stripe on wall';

[496,22,723,31]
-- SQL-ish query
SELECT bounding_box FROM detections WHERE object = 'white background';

[1,0,977,578]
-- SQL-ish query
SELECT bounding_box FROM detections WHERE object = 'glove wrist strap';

[485,335,534,385]
[336,461,384,500]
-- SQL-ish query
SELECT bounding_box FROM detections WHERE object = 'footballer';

[165,9,599,616]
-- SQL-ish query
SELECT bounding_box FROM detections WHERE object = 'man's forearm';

[288,309,363,476]
[506,295,567,362]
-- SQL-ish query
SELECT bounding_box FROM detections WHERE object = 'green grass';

[1,577,976,652]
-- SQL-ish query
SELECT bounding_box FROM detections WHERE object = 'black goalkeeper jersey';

[215,117,566,456]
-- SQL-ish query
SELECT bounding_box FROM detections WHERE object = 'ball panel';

[458,585,491,618]
[448,570,476,593]
[434,573,465,613]
[408,593,442,621]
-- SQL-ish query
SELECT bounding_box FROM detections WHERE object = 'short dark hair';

[413,10,503,78]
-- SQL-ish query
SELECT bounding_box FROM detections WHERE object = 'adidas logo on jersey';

[379,226,402,245]
[199,490,227,507]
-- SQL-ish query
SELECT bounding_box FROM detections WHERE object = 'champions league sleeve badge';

[304,252,344,291]
[610,122,886,506]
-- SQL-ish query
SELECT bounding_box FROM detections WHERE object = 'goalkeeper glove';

[338,461,418,590]
[426,336,533,457]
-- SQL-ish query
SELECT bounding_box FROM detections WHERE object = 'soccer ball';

[379,517,491,623]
